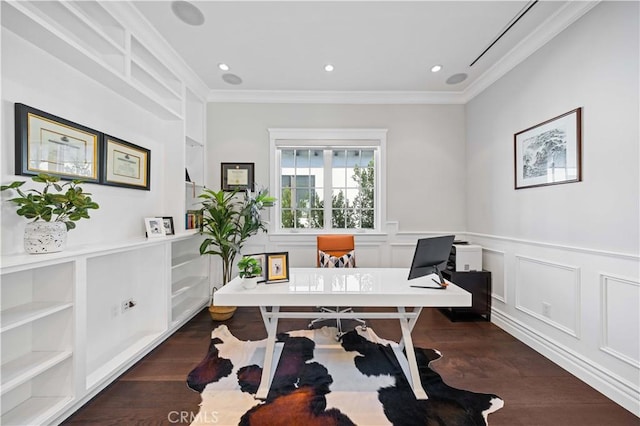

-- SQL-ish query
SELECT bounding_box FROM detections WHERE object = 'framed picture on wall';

[514,108,582,189]
[221,162,254,191]
[101,135,151,190]
[14,103,101,182]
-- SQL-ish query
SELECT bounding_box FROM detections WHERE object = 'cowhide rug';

[187,325,504,426]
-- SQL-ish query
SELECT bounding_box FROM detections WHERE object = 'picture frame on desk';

[245,253,267,283]
[265,252,289,283]
[14,103,101,182]
[514,108,582,190]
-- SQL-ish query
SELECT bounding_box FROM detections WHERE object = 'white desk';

[215,267,472,400]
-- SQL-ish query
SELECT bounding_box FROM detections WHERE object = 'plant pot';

[242,276,259,289]
[209,305,237,321]
[24,221,67,254]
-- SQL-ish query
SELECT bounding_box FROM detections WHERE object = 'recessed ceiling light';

[171,1,205,26]
[324,64,334,72]
[222,73,243,85]
[431,65,442,73]
[446,73,468,85]
[218,63,230,71]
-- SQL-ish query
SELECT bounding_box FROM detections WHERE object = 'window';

[270,129,386,233]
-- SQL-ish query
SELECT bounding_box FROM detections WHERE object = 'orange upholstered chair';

[310,235,365,334]
[317,234,356,267]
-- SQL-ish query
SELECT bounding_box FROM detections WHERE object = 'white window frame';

[269,128,387,234]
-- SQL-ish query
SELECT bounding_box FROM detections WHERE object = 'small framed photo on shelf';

[162,217,175,235]
[144,217,165,238]
[514,108,582,190]
[14,103,101,182]
[245,253,267,283]
[101,135,151,190]
[266,252,289,283]
[221,162,254,191]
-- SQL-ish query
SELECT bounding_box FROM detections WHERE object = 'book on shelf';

[185,210,203,230]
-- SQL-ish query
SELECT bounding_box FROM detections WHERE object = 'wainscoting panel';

[600,274,640,367]
[483,248,505,303]
[515,255,581,338]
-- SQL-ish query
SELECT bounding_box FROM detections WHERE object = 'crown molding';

[207,1,600,105]
[207,90,466,104]
[462,0,600,103]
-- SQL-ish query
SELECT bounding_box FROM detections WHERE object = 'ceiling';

[132,1,574,98]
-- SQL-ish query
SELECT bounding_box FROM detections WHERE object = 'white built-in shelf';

[1,396,74,426]
[171,297,208,327]
[172,277,208,299]
[2,1,184,120]
[86,331,162,390]
[186,135,204,148]
[0,302,73,333]
[1,351,73,395]
[172,254,202,269]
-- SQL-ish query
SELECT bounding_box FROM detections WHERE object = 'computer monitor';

[408,235,455,283]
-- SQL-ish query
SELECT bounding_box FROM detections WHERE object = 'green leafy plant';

[199,187,275,299]
[1,173,99,230]
[237,256,262,279]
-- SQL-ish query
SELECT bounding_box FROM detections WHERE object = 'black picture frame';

[266,252,289,283]
[245,253,267,283]
[14,103,101,182]
[101,134,151,190]
[221,162,254,191]
[514,108,582,189]
[162,217,175,235]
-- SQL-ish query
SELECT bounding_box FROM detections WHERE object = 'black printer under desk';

[440,270,492,321]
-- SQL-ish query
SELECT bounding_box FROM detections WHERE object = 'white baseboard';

[491,308,640,417]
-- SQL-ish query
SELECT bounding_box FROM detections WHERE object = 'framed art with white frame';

[144,217,165,238]
[514,108,582,189]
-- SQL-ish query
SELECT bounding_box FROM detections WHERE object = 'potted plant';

[199,187,275,319]
[1,173,99,253]
[237,256,262,289]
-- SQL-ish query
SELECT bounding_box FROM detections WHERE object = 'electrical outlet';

[542,302,551,318]
[122,298,136,313]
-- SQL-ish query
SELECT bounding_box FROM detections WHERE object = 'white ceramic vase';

[242,276,259,289]
[24,221,67,254]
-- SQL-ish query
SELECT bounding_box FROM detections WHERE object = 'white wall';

[207,103,467,234]
[1,29,181,254]
[466,2,639,414]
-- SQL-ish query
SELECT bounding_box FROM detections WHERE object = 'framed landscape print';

[14,103,101,182]
[221,162,254,191]
[101,135,151,190]
[514,108,582,189]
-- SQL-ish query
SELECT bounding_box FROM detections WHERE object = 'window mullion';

[323,149,332,230]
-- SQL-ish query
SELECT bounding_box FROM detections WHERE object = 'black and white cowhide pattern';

[187,325,503,425]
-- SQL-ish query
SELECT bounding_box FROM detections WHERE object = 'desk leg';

[256,306,280,400]
[397,307,428,400]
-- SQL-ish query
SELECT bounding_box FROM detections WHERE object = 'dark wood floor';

[63,307,638,426]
